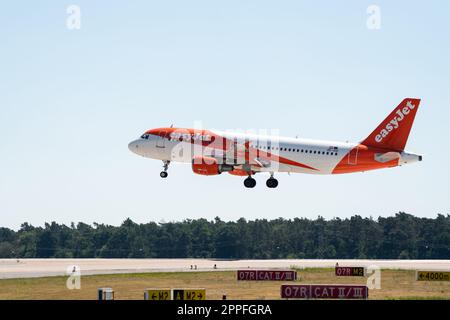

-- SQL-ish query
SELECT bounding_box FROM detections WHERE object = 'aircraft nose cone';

[128,140,140,154]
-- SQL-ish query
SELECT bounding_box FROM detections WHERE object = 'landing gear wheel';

[160,171,168,178]
[160,160,170,178]
[244,177,256,188]
[266,177,278,188]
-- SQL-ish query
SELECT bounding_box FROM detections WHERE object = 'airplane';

[128,98,422,188]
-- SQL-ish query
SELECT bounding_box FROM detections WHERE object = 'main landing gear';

[244,176,256,188]
[266,176,278,188]
[160,160,170,178]
[243,174,279,188]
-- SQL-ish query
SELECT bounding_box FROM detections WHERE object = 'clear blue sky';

[1,1,449,229]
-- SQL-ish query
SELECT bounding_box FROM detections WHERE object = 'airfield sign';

[281,284,368,299]
[416,271,450,281]
[237,270,297,281]
[144,289,171,300]
[335,266,365,277]
[172,289,206,300]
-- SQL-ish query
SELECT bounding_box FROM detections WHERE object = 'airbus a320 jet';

[128,98,422,188]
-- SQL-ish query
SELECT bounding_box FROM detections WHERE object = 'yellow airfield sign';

[416,271,450,281]
[172,289,206,300]
[144,289,171,300]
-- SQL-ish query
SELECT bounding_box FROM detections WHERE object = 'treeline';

[0,212,449,259]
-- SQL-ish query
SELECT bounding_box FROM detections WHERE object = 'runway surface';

[1,259,449,279]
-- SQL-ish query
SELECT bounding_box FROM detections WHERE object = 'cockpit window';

[140,134,150,139]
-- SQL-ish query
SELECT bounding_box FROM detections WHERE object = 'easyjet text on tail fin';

[361,98,421,151]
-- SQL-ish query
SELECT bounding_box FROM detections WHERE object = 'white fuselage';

[128,129,420,175]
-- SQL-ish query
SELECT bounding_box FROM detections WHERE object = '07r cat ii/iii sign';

[281,284,368,299]
[237,270,297,281]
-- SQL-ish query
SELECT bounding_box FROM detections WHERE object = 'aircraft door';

[348,146,358,165]
[156,131,166,148]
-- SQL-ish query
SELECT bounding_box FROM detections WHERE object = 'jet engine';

[192,156,233,175]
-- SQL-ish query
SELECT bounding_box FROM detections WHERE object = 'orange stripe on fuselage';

[146,127,319,172]
[254,149,319,171]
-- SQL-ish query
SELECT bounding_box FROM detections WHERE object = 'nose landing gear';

[160,160,170,178]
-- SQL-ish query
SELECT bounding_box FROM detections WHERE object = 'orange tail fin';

[361,98,421,151]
